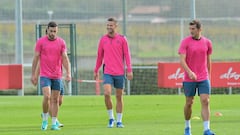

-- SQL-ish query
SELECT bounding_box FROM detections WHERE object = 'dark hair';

[107,17,117,24]
[189,20,201,29]
[47,21,58,28]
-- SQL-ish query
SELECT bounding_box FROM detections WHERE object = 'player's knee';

[116,92,123,99]
[104,93,111,100]
[43,95,51,101]
[201,98,209,106]
[51,97,59,104]
[104,90,111,96]
[186,100,194,107]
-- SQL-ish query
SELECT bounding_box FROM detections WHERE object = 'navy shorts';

[40,77,63,95]
[103,74,125,89]
[183,80,211,96]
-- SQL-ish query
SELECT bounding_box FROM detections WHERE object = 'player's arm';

[207,40,212,80]
[122,37,133,80]
[34,61,40,84]
[35,61,40,77]
[94,39,104,80]
[179,54,197,80]
[62,52,71,82]
[31,52,40,85]
[207,54,212,79]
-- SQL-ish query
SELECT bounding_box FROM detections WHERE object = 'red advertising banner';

[158,62,240,88]
[211,62,240,88]
[158,63,184,88]
[0,64,23,90]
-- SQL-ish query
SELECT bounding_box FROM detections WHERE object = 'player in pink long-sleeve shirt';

[178,20,215,135]
[94,17,133,128]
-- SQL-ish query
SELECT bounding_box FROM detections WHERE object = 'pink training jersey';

[178,36,212,82]
[35,35,67,79]
[94,33,132,75]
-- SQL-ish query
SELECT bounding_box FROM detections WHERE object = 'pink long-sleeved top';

[94,33,132,75]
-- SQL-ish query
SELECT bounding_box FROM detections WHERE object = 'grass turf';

[0,95,239,135]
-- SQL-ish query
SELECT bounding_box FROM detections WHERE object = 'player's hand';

[65,74,71,82]
[94,72,99,80]
[188,71,197,80]
[126,72,133,80]
[31,75,38,86]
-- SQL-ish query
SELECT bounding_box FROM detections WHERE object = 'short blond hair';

[107,17,118,24]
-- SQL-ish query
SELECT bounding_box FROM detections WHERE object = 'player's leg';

[42,88,51,118]
[116,89,123,117]
[50,90,60,130]
[59,95,63,106]
[40,77,51,130]
[104,84,114,127]
[56,86,64,127]
[50,79,61,130]
[198,80,215,135]
[48,84,64,127]
[59,79,65,106]
[113,75,125,128]
[183,82,197,135]
[115,89,124,128]
[103,74,114,128]
[184,96,194,135]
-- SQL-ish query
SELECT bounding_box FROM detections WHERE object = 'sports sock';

[52,117,57,125]
[117,113,123,123]
[185,120,191,128]
[42,113,48,121]
[203,121,210,131]
[107,109,114,119]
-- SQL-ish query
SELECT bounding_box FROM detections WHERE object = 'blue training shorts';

[40,77,63,94]
[103,74,125,89]
[183,79,211,97]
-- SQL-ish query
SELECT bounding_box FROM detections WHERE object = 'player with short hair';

[94,17,133,128]
[31,21,71,131]
[178,20,215,135]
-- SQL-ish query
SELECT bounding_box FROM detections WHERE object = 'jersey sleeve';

[61,38,67,54]
[178,38,187,55]
[122,36,132,73]
[207,39,212,55]
[94,37,104,73]
[35,38,42,53]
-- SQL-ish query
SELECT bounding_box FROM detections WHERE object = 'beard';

[107,28,114,34]
[48,35,56,40]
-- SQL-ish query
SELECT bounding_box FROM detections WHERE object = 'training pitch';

[0,95,239,135]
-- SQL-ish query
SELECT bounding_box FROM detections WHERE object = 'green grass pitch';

[0,95,239,135]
